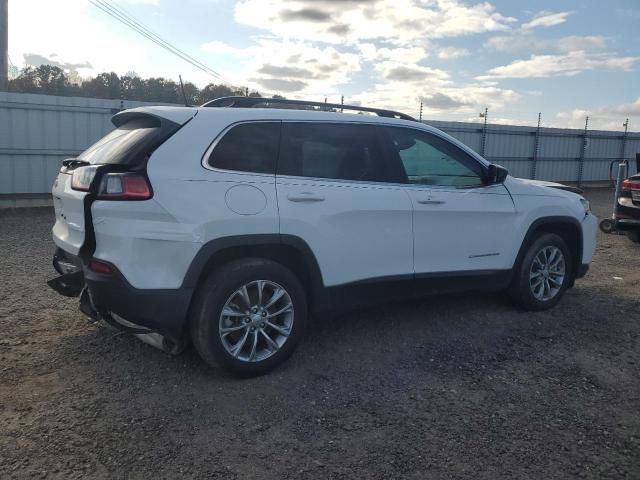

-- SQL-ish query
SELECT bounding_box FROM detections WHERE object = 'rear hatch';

[52,107,196,256]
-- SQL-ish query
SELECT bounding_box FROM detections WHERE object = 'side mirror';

[486,164,508,184]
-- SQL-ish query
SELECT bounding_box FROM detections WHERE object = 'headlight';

[579,197,590,214]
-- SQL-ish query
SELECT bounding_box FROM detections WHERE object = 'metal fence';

[1,92,639,197]
[426,119,640,183]
[0,92,170,196]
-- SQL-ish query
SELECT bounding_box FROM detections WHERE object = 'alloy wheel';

[529,246,566,301]
[218,280,294,362]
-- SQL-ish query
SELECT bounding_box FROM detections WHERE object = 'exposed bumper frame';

[48,248,192,341]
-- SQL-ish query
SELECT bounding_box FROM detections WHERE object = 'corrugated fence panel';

[1,94,639,194]
[0,92,175,194]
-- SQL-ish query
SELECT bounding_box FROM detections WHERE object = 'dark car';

[615,173,640,243]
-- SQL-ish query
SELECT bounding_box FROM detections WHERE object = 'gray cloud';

[280,8,331,22]
[385,66,437,82]
[420,93,470,110]
[24,53,92,73]
[252,77,308,92]
[327,23,350,35]
[258,64,330,80]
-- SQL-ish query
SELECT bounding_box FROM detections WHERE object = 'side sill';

[311,269,513,313]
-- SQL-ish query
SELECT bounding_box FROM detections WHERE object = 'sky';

[7,0,640,130]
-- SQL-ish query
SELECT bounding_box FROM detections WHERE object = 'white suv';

[49,97,598,376]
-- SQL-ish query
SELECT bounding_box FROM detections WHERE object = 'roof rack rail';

[201,96,417,122]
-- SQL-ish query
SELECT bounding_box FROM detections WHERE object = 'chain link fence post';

[577,116,589,187]
[531,112,541,179]
[480,107,488,157]
[620,118,629,164]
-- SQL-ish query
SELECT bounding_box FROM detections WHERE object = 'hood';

[504,176,584,198]
[511,178,583,194]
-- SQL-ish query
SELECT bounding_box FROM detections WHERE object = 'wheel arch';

[515,216,583,277]
[181,234,325,310]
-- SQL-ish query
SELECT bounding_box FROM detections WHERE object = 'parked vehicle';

[48,97,598,376]
[598,155,640,244]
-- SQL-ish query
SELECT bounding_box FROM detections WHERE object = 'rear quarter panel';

[91,110,281,289]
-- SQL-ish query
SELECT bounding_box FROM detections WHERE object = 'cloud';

[556,36,607,53]
[555,99,640,130]
[437,46,470,59]
[420,92,471,109]
[357,43,429,63]
[522,11,572,30]
[251,78,309,92]
[203,39,361,95]
[234,0,516,45]
[381,64,449,83]
[280,8,332,22]
[485,34,607,54]
[258,64,330,80]
[478,51,640,80]
[351,79,519,117]
[23,53,93,75]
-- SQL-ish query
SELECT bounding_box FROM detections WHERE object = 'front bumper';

[49,248,192,341]
[615,218,640,232]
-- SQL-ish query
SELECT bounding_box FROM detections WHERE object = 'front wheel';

[190,258,307,377]
[510,233,573,311]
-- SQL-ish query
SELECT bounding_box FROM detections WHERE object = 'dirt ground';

[0,188,639,479]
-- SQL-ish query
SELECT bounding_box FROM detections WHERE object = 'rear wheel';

[627,231,640,243]
[190,258,307,377]
[510,233,573,311]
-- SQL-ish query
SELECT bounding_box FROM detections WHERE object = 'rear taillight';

[97,173,152,200]
[622,179,640,190]
[71,165,99,191]
[88,259,113,274]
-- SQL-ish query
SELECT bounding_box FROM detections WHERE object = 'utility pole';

[419,102,423,122]
[0,0,8,91]
[340,95,344,113]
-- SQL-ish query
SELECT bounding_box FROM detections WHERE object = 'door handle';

[287,192,325,203]
[417,198,445,205]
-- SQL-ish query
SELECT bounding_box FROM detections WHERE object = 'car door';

[276,121,413,287]
[381,125,516,275]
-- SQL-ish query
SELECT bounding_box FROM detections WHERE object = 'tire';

[599,218,615,234]
[190,258,307,377]
[509,233,573,311]
[627,231,640,244]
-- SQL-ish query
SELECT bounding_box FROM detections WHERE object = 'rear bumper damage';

[48,248,191,346]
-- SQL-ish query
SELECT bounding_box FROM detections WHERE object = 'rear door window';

[207,122,281,174]
[278,123,390,182]
[78,117,163,165]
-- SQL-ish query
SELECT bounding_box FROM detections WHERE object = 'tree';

[7,68,266,104]
[179,81,199,105]
[197,83,245,104]
[9,65,71,96]
[82,72,121,99]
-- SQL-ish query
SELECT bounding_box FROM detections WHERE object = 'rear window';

[78,117,162,165]
[207,122,281,174]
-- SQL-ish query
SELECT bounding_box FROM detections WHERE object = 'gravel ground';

[1,188,639,479]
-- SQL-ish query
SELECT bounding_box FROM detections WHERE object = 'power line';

[89,0,224,80]
[88,0,236,86]
[95,0,226,81]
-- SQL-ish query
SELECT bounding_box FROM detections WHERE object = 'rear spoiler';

[112,107,197,128]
